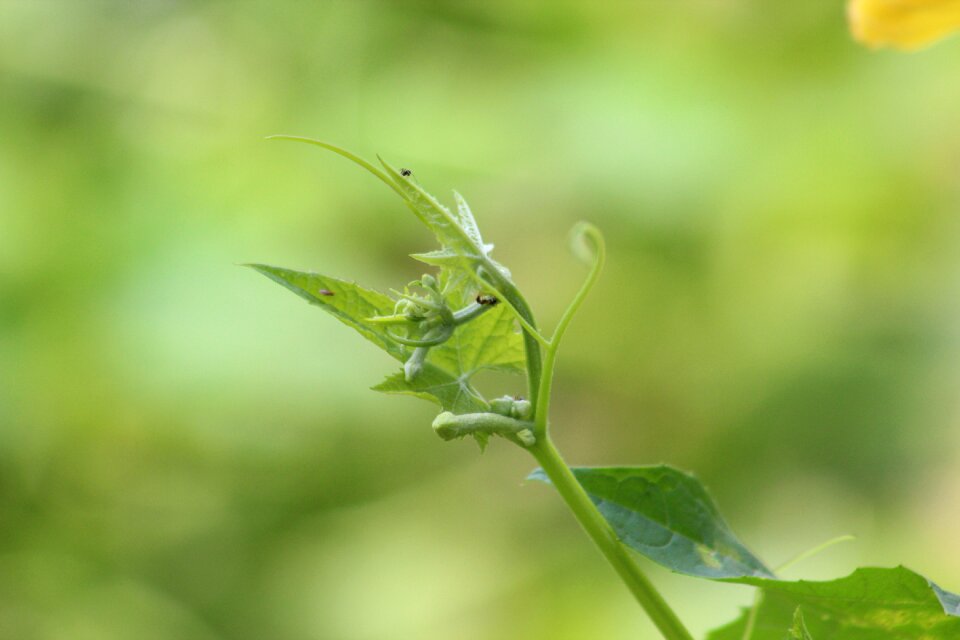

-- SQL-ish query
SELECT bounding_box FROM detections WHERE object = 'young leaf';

[373,367,487,414]
[429,303,525,376]
[707,566,960,640]
[271,137,499,280]
[453,190,484,248]
[248,264,406,360]
[411,247,495,269]
[374,297,519,404]
[379,159,486,260]
[789,607,813,640]
[528,466,774,579]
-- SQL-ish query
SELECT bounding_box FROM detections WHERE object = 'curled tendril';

[387,323,454,347]
[552,222,605,349]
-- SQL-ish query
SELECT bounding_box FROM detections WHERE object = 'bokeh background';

[2,2,960,639]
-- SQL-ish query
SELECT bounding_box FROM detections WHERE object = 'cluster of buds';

[489,395,532,421]
[368,274,499,382]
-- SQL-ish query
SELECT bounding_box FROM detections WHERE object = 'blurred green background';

[2,2,960,639]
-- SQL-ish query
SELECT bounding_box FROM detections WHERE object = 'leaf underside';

[529,465,774,580]
[528,464,960,638]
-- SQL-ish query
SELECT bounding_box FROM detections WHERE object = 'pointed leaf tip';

[265,136,403,197]
[249,264,406,359]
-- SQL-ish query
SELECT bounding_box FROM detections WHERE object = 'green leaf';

[707,566,960,640]
[410,247,492,268]
[269,138,501,279]
[254,146,526,414]
[527,466,774,579]
[790,607,813,640]
[429,303,525,376]
[270,138,496,278]
[372,367,487,414]
[418,192,513,281]
[527,463,960,640]
[370,266,523,411]
[248,264,406,360]
[379,159,486,260]
[250,263,500,413]
[453,190,484,248]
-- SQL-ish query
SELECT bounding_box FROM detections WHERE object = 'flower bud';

[420,274,438,290]
[511,399,532,420]
[489,395,514,417]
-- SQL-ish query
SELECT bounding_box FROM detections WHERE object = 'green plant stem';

[519,222,690,640]
[484,266,544,415]
[529,436,694,640]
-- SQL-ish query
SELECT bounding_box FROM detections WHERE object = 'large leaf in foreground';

[708,566,960,640]
[248,264,405,360]
[528,466,774,579]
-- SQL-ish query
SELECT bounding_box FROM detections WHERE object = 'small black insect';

[476,294,499,306]
[400,168,412,177]
[319,289,335,296]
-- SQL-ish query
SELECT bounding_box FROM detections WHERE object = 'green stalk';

[483,265,543,413]
[529,436,694,640]
[513,223,693,640]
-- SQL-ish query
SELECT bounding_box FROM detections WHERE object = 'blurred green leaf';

[528,466,774,579]
[708,567,960,640]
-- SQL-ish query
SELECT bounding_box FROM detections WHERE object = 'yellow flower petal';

[849,0,960,50]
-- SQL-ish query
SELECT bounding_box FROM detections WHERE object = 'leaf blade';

[708,566,960,640]
[528,465,774,579]
[428,303,525,377]
[248,264,406,360]
[373,368,487,414]
[379,158,486,259]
